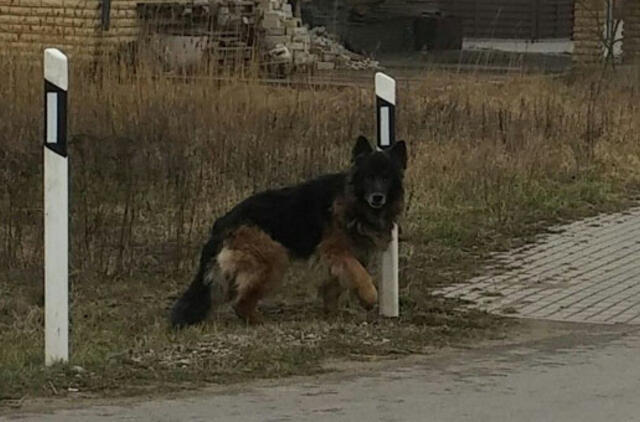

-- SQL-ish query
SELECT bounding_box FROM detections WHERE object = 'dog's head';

[349,135,407,211]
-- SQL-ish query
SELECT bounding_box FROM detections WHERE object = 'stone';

[292,34,310,43]
[291,27,308,36]
[265,27,286,36]
[262,12,283,29]
[264,35,290,48]
[284,17,301,28]
[316,61,335,70]
[268,44,292,63]
[293,51,310,64]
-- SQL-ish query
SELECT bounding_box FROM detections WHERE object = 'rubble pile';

[259,0,315,69]
[259,0,380,72]
[309,26,380,70]
[146,0,381,73]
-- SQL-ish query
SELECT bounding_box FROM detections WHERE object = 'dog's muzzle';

[367,193,386,209]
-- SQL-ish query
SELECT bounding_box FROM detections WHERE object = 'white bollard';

[375,72,399,318]
[44,48,69,366]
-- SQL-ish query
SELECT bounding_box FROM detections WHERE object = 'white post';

[375,72,399,318]
[44,48,69,366]
[603,1,623,60]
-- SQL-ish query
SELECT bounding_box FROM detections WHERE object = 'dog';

[170,135,407,328]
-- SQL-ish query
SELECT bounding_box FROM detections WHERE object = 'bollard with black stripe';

[44,48,69,366]
[375,72,399,318]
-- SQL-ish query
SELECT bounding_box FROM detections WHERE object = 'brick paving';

[435,207,640,324]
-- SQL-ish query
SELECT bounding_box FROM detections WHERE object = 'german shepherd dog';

[171,136,407,328]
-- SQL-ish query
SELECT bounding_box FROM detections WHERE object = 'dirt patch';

[2,319,604,417]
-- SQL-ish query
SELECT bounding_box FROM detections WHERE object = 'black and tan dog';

[171,136,407,327]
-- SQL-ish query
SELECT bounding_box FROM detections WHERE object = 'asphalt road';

[6,322,640,422]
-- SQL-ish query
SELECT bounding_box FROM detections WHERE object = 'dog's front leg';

[325,253,378,310]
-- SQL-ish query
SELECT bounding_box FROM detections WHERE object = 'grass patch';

[2,57,640,403]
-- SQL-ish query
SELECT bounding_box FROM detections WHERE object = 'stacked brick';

[259,0,315,67]
[624,1,640,63]
[573,0,606,64]
[259,0,378,71]
[97,0,138,51]
[573,0,640,65]
[0,0,102,58]
[309,26,379,70]
[0,0,143,59]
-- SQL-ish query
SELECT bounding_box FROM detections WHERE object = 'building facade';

[3,0,640,64]
[0,0,139,58]
[574,0,640,64]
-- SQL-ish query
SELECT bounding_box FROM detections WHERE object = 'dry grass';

[2,55,640,403]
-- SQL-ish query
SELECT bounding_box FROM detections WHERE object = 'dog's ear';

[352,136,373,162]
[388,141,407,169]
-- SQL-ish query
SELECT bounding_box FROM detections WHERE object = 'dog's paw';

[233,305,264,325]
[357,285,378,310]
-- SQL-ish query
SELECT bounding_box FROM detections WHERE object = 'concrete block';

[293,52,309,64]
[292,34,311,43]
[284,17,301,28]
[294,51,316,64]
[262,12,283,28]
[316,61,335,70]
[265,28,286,36]
[265,34,290,48]
[292,27,309,35]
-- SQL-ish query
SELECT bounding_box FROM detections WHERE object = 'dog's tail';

[170,237,221,328]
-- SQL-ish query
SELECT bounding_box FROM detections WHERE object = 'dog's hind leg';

[319,276,344,313]
[217,226,289,325]
[232,275,268,325]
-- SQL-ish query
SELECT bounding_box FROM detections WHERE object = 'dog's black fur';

[171,136,407,328]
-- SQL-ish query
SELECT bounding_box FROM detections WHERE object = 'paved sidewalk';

[437,207,640,324]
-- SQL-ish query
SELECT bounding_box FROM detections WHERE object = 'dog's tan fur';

[215,226,289,324]
[208,197,384,323]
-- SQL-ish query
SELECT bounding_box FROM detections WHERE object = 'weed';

[1,57,639,401]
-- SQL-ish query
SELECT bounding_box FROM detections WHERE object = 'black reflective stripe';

[376,96,395,149]
[44,80,68,157]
